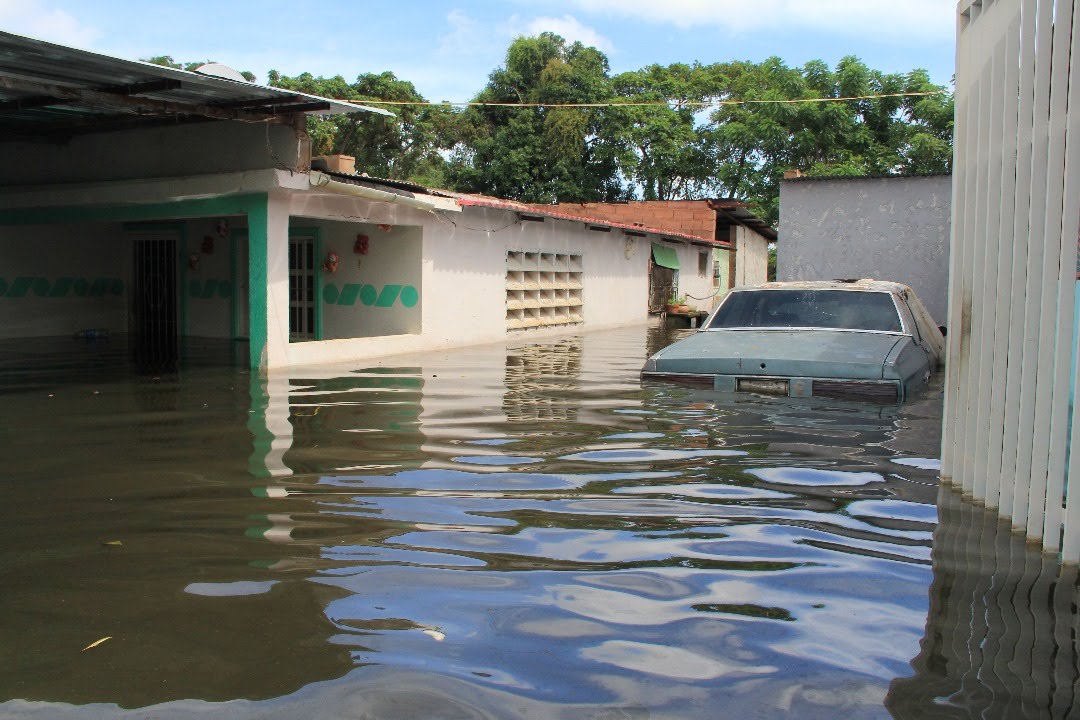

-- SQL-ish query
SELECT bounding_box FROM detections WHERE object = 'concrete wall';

[0,222,127,338]
[0,121,305,186]
[184,217,241,340]
[277,191,721,368]
[778,175,952,322]
[0,217,243,341]
[306,218,422,340]
[733,225,769,287]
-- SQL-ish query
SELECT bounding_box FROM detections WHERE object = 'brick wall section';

[529,201,717,241]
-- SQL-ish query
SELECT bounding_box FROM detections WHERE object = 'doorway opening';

[131,229,179,372]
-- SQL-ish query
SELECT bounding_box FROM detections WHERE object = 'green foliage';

[446,33,631,203]
[268,70,456,185]
[148,41,955,221]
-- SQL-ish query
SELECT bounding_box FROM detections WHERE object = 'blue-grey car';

[641,280,945,403]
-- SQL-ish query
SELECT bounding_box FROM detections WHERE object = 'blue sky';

[0,0,957,101]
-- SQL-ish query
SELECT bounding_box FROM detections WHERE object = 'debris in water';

[81,636,112,652]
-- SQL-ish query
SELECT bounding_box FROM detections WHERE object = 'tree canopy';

[157,35,952,225]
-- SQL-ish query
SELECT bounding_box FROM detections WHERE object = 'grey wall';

[778,175,952,323]
[0,120,306,186]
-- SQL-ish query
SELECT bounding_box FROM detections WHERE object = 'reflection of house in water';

[503,339,582,422]
[886,487,1080,718]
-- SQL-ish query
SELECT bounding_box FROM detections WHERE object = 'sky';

[0,0,957,101]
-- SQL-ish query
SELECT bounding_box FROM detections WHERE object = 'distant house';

[534,200,775,310]
[0,32,741,371]
[778,173,952,323]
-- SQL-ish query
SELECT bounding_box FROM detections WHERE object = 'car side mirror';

[938,325,947,337]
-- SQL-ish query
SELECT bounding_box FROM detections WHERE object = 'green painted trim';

[0,195,267,227]
[247,196,269,370]
[229,228,241,340]
[289,225,323,341]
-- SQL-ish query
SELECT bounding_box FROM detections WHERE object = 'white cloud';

[0,0,100,47]
[520,14,615,53]
[568,0,955,42]
[437,9,484,57]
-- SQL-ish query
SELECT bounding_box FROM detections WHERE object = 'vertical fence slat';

[942,4,974,483]
[986,7,1024,510]
[957,1,990,496]
[1027,0,1075,541]
[1011,0,1056,530]
[1043,0,1080,551]
[973,7,1012,504]
[1001,0,1041,519]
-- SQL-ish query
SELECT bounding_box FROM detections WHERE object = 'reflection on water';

[0,326,1072,718]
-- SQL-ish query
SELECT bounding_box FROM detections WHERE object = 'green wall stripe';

[337,283,361,306]
[374,285,402,308]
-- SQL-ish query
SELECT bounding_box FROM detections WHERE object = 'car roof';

[734,279,913,294]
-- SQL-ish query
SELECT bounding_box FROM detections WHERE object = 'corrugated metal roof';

[0,30,391,137]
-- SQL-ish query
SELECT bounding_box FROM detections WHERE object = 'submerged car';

[641,280,945,402]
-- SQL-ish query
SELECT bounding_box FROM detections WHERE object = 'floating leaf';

[81,636,112,652]
[101,540,122,547]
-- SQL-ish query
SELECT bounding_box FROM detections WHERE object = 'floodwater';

[0,324,1076,720]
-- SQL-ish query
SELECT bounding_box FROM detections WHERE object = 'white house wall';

[277,191,720,368]
[0,222,127,338]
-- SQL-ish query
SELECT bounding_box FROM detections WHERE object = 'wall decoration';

[323,250,340,273]
[0,277,124,298]
[189,252,200,271]
[354,234,369,254]
[201,235,215,255]
[322,283,420,308]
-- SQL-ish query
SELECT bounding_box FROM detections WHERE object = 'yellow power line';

[335,90,948,109]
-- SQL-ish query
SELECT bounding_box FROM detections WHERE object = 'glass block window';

[506,251,583,331]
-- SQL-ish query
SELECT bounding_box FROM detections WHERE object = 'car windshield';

[707,289,903,333]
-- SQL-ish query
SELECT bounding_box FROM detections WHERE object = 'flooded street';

[0,324,1075,719]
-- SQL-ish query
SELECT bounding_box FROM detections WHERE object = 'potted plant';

[665,295,689,314]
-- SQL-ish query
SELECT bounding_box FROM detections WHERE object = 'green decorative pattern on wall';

[0,277,123,298]
[188,278,233,299]
[323,283,419,308]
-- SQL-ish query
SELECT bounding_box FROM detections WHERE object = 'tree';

[268,70,455,186]
[610,63,714,200]
[446,33,630,203]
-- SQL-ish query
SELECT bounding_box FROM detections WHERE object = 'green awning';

[652,243,681,270]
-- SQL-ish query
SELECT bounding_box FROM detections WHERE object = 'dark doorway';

[131,233,179,372]
[648,260,677,313]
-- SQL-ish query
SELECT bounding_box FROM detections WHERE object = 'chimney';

[783,169,803,180]
[312,154,356,175]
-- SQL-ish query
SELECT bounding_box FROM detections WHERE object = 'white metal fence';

[945,0,1080,561]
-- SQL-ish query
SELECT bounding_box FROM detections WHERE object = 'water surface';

[0,325,1073,719]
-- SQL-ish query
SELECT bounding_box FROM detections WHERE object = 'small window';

[698,251,709,275]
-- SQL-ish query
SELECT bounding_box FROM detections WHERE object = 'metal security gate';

[288,235,316,341]
[131,232,179,372]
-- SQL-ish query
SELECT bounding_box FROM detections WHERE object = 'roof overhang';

[0,31,391,140]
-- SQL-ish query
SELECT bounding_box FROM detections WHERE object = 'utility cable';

[331,90,948,110]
